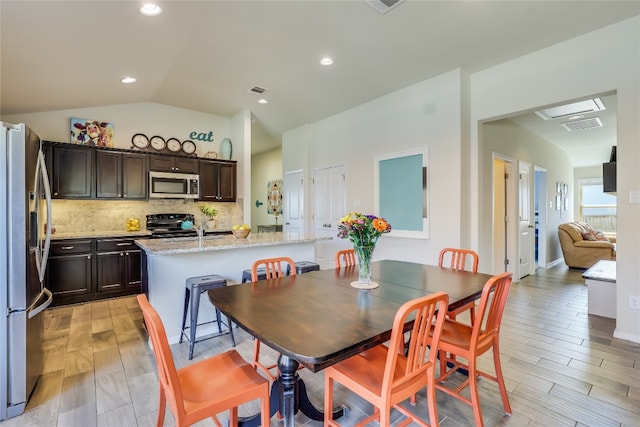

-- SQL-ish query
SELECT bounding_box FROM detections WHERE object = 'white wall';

[470,17,640,342]
[283,70,464,265]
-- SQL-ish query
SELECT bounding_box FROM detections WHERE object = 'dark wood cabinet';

[47,237,145,306]
[51,145,94,198]
[199,159,236,201]
[96,238,142,295]
[150,155,198,174]
[47,239,94,306]
[96,151,147,199]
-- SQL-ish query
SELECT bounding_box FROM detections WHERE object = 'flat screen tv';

[603,162,616,193]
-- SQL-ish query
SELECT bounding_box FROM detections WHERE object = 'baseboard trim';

[613,329,640,344]
[546,258,564,268]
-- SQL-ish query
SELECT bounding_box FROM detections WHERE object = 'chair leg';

[188,287,200,360]
[426,370,440,427]
[467,359,484,427]
[324,374,334,424]
[227,315,236,347]
[214,307,222,333]
[492,340,512,415]
[179,287,190,344]
[156,388,166,427]
[253,339,261,369]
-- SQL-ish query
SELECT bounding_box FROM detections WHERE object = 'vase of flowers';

[200,205,218,230]
[338,212,392,287]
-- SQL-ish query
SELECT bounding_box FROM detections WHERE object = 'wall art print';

[70,117,114,147]
[266,179,283,217]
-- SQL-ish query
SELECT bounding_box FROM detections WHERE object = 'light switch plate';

[630,190,640,204]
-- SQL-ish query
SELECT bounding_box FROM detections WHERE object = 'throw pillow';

[594,230,610,242]
[582,231,597,241]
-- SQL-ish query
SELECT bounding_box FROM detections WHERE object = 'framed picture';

[556,182,561,193]
[563,183,568,194]
[556,195,561,211]
[564,196,569,211]
[70,117,114,147]
[266,179,283,217]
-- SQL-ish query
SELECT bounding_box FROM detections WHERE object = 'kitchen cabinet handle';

[120,253,124,257]
[87,255,91,260]
[116,243,131,247]
[61,246,74,250]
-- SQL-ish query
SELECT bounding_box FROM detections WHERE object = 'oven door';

[149,172,198,199]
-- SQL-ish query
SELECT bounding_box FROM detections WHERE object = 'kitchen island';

[135,232,330,343]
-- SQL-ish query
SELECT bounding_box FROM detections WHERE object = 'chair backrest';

[136,294,185,418]
[335,249,356,268]
[382,291,449,397]
[470,272,512,349]
[251,256,296,282]
[438,248,479,273]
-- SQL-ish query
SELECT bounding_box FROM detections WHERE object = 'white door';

[518,161,534,279]
[313,165,346,268]
[283,170,304,232]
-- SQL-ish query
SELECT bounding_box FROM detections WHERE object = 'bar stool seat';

[180,274,235,359]
[241,267,267,283]
[288,261,320,275]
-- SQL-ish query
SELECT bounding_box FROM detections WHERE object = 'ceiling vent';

[366,0,404,14]
[247,86,268,95]
[535,98,606,121]
[561,117,603,132]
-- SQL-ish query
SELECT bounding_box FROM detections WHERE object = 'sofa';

[557,222,616,269]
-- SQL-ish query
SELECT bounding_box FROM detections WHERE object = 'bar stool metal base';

[180,274,235,359]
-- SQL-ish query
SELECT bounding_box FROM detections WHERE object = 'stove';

[146,213,198,239]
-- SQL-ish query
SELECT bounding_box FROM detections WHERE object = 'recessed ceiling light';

[257,98,268,104]
[121,76,137,84]
[140,3,162,16]
[320,57,334,66]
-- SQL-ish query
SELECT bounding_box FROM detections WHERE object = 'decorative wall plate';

[150,135,166,151]
[182,140,196,154]
[166,138,182,152]
[131,133,149,149]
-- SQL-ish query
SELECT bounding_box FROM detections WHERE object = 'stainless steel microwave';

[149,171,199,199]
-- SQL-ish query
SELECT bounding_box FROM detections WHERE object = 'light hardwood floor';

[1,265,639,427]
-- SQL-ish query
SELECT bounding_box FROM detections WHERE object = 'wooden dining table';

[207,259,493,427]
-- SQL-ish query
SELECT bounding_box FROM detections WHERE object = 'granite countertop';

[135,232,331,255]
[582,260,616,282]
[51,230,152,240]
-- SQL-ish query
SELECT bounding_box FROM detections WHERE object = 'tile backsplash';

[51,199,242,234]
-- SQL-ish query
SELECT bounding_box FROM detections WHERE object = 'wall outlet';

[629,295,640,310]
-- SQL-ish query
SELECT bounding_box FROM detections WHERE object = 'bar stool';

[287,261,320,275]
[180,274,235,359]
[241,267,267,283]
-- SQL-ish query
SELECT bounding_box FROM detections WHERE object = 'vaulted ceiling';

[1,1,637,161]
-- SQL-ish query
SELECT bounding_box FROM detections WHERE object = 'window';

[579,179,616,233]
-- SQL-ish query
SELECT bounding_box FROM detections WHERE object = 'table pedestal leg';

[237,355,347,427]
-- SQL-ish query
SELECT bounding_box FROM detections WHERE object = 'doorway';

[534,167,547,269]
[492,154,516,276]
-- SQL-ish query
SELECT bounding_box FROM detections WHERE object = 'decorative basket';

[232,228,251,238]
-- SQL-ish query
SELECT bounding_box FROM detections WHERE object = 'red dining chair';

[324,292,449,427]
[251,256,296,382]
[432,272,513,427]
[438,248,479,323]
[335,248,356,268]
[136,294,270,427]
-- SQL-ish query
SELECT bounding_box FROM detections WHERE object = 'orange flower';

[372,218,388,232]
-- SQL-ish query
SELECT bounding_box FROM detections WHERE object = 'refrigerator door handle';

[27,288,52,319]
[33,149,52,284]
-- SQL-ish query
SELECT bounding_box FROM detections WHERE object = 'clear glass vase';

[354,244,375,284]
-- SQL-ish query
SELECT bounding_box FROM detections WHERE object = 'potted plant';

[200,205,218,230]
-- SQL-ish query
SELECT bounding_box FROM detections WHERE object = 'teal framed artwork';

[375,148,429,239]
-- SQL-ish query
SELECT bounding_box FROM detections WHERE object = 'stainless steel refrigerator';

[0,122,53,420]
